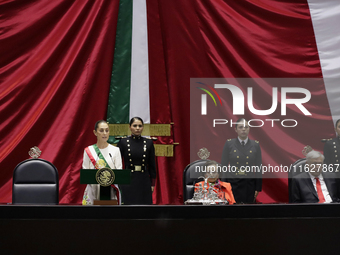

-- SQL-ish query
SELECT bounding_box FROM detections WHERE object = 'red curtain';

[147,0,329,204]
[0,0,331,204]
[0,0,120,203]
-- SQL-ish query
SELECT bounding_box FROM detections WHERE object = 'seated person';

[194,160,236,204]
[291,150,340,203]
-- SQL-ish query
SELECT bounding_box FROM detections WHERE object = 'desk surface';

[2,203,340,255]
[1,203,340,220]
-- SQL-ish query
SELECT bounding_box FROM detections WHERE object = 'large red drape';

[147,0,329,204]
[0,0,120,203]
[0,0,332,204]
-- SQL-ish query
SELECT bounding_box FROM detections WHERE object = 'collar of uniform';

[131,134,141,139]
[238,137,248,145]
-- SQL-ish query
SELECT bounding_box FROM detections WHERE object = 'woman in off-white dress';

[82,120,122,205]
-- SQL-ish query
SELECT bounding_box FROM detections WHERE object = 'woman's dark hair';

[94,120,108,131]
[335,119,340,128]
[235,118,248,129]
[129,117,144,126]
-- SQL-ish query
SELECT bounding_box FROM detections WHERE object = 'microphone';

[109,153,115,169]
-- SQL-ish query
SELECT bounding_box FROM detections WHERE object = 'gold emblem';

[29,146,41,159]
[95,159,107,169]
[197,148,210,159]
[302,145,312,156]
[238,168,246,175]
[96,167,115,187]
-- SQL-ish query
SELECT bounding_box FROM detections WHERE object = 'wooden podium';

[80,169,131,205]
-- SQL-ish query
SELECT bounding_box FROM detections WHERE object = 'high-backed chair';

[288,158,306,203]
[183,159,211,203]
[12,159,59,204]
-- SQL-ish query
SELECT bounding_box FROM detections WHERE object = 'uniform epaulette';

[115,136,127,139]
[143,136,158,141]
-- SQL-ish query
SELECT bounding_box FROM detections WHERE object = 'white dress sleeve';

[114,147,122,169]
[82,147,99,205]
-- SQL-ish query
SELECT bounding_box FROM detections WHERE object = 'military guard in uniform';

[221,118,262,203]
[117,117,156,205]
[323,119,340,177]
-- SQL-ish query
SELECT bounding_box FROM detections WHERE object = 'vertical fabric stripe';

[130,0,150,123]
[146,0,172,124]
[107,0,133,124]
[308,0,340,124]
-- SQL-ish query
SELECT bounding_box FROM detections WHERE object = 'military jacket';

[221,138,261,177]
[117,135,156,205]
[323,137,340,173]
[221,138,262,203]
[117,135,156,179]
